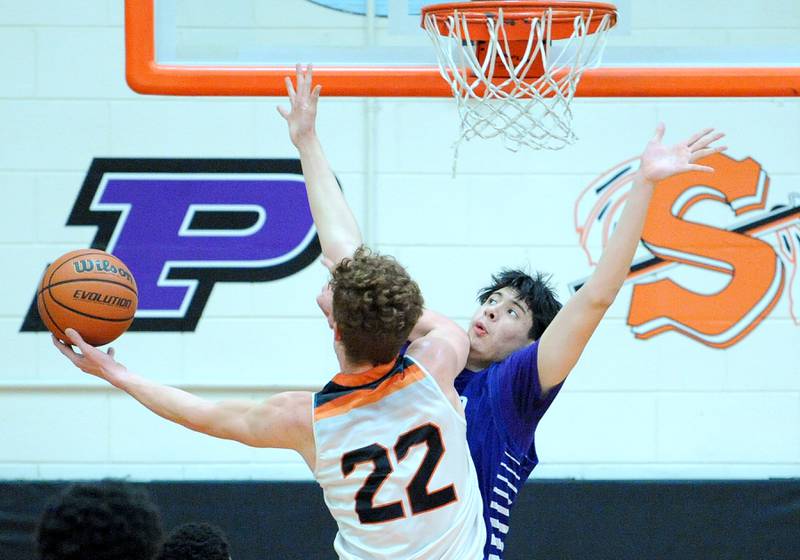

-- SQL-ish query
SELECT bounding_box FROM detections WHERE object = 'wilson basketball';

[37,249,138,346]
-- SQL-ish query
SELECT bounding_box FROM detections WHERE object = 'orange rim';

[421,1,618,41]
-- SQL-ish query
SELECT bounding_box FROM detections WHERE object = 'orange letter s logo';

[628,153,785,348]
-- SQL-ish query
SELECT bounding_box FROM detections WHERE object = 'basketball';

[37,249,138,346]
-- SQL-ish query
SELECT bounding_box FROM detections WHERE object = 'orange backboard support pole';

[125,0,800,97]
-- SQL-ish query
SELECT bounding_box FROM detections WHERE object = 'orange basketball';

[37,249,138,346]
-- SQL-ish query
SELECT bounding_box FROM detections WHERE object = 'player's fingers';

[284,76,296,100]
[52,334,69,353]
[296,63,305,93]
[65,327,81,344]
[691,146,727,161]
[652,122,665,142]
[692,131,724,151]
[51,333,75,353]
[685,127,714,147]
[108,347,116,359]
[276,105,290,120]
[686,163,715,173]
[312,84,322,100]
[52,335,81,363]
[283,76,297,101]
[65,328,93,355]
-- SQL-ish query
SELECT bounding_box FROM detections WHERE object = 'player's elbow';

[581,283,618,310]
[180,402,222,436]
[590,292,616,309]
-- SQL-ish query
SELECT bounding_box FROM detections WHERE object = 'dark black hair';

[37,480,163,560]
[156,522,231,560]
[477,268,562,340]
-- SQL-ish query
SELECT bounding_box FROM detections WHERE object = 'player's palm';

[640,142,692,181]
[638,124,726,182]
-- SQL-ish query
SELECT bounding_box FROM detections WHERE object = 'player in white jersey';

[53,72,487,559]
[53,248,485,559]
[315,352,484,559]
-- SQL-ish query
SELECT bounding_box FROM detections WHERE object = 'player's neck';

[339,360,376,375]
[334,343,375,374]
[465,351,491,372]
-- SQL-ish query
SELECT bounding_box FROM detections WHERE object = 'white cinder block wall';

[0,0,798,481]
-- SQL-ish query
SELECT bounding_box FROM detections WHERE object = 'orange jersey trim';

[316,364,425,421]
[332,357,400,387]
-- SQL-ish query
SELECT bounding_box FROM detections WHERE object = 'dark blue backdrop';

[2,480,799,559]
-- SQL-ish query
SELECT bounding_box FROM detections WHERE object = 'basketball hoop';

[421,1,617,156]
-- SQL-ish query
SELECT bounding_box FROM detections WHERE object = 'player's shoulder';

[406,336,461,381]
[497,339,540,371]
[238,391,314,452]
[271,390,314,406]
[261,391,313,427]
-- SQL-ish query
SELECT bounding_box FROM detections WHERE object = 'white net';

[423,6,614,154]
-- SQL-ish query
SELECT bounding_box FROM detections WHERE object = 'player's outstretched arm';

[278,63,362,266]
[53,329,314,459]
[537,125,727,393]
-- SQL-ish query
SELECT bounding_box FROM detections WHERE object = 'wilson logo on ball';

[72,258,134,282]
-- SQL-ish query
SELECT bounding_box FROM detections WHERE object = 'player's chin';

[467,331,489,354]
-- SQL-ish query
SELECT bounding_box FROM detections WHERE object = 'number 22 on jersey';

[340,422,458,524]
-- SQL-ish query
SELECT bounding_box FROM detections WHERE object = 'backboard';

[126,0,800,96]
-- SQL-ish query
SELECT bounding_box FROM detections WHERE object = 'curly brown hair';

[330,247,423,365]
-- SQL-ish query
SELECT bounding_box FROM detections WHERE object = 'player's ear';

[332,323,343,342]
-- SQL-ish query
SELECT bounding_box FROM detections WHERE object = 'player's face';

[467,287,533,369]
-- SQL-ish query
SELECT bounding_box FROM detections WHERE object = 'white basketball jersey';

[313,355,486,560]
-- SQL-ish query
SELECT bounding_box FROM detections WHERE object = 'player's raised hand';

[277,63,322,149]
[52,328,128,386]
[638,124,727,183]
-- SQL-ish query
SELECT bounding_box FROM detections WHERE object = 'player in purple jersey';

[287,64,727,559]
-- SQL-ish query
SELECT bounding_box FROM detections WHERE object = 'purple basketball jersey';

[455,341,562,560]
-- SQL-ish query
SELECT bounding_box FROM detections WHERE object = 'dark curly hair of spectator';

[37,480,163,560]
[330,246,424,365]
[156,522,231,560]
